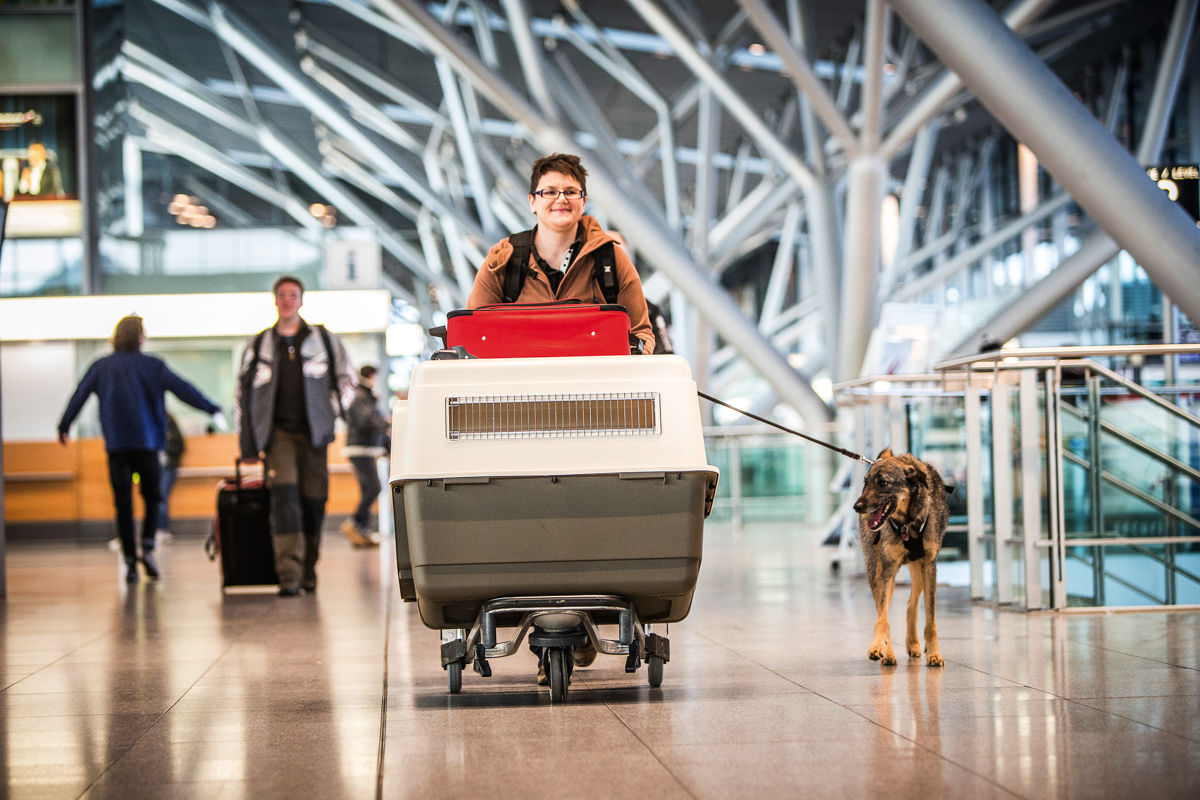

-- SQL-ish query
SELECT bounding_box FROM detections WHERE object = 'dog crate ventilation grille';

[446,393,660,440]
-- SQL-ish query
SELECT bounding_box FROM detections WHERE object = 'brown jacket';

[468,215,655,354]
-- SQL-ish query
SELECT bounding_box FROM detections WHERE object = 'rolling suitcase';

[209,459,278,589]
[443,300,633,358]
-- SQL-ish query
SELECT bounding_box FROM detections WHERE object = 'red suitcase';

[444,301,632,358]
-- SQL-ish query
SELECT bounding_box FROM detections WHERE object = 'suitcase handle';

[233,458,262,499]
[469,299,585,311]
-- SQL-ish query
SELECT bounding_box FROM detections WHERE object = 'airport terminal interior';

[2,0,1200,797]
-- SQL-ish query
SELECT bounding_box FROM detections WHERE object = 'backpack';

[502,229,620,305]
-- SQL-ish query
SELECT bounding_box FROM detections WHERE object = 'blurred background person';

[341,365,389,548]
[236,275,356,596]
[58,315,225,584]
[609,231,674,354]
[18,143,65,198]
[157,412,184,543]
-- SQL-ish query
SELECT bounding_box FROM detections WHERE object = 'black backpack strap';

[238,330,267,457]
[503,229,536,303]
[315,324,345,419]
[592,241,643,352]
[592,240,619,305]
[242,330,266,400]
[252,330,265,364]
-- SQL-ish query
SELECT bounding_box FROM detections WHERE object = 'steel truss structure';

[99,0,1200,430]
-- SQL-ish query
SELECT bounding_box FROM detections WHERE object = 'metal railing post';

[871,395,887,456]
[1045,367,1067,609]
[729,437,743,528]
[1019,367,1044,609]
[992,377,1014,604]
[1086,373,1105,604]
[965,383,986,599]
[888,393,909,454]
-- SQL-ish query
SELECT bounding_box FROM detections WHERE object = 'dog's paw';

[926,652,945,667]
[907,644,922,658]
[880,652,897,667]
[868,649,882,661]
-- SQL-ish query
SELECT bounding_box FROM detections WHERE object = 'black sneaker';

[139,553,160,580]
[125,562,139,584]
[278,586,302,597]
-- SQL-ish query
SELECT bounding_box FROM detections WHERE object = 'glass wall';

[0,1,85,297]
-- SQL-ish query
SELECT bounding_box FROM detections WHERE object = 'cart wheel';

[447,660,463,694]
[548,648,569,702]
[647,654,664,688]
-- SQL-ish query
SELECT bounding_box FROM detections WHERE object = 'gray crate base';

[392,472,710,629]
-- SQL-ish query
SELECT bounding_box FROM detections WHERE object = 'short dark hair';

[359,365,377,381]
[529,153,587,196]
[272,275,305,294]
[112,315,144,352]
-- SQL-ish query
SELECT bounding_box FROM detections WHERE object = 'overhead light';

[309,203,326,217]
[747,43,765,56]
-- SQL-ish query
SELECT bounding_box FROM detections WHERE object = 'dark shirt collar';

[530,222,586,275]
[274,319,309,340]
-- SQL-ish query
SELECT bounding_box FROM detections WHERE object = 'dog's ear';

[877,447,893,460]
[904,463,927,489]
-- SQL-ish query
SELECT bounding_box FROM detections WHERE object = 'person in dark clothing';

[158,414,185,539]
[341,365,390,548]
[58,315,223,584]
[236,275,356,596]
[608,232,674,354]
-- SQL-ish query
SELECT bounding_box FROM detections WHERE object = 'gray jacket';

[236,321,356,458]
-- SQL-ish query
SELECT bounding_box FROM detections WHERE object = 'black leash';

[697,391,876,465]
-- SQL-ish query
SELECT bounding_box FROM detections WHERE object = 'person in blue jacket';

[58,315,224,584]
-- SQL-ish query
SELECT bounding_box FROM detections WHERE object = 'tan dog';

[852,449,950,667]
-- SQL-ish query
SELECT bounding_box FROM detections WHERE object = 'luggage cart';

[389,353,718,701]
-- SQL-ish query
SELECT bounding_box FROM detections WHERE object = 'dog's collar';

[890,515,928,542]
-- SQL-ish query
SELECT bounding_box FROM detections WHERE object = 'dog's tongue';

[869,506,885,529]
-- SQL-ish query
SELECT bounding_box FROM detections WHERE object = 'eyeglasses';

[532,188,585,200]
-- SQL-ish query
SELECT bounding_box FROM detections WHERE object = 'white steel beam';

[880,0,1060,161]
[735,0,858,157]
[129,103,321,233]
[893,192,1074,303]
[890,0,1200,328]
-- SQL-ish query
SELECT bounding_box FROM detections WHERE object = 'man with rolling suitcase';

[236,275,356,596]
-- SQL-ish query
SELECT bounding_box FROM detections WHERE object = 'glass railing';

[931,345,1200,610]
[1056,379,1200,606]
[703,430,827,525]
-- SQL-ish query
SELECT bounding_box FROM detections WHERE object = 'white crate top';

[390,355,718,481]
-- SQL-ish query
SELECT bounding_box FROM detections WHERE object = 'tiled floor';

[1,521,1198,799]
